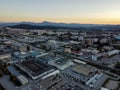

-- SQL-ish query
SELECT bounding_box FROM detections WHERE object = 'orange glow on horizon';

[1,0,120,25]
[0,17,120,25]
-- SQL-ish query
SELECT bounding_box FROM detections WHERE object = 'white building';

[107,50,119,56]
[0,53,11,60]
[92,53,106,61]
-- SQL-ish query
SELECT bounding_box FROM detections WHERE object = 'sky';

[0,0,120,24]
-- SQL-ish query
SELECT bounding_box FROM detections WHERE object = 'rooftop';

[40,75,72,90]
[15,59,55,79]
[72,64,92,76]
[7,66,21,77]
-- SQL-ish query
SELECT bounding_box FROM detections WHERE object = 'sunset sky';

[0,0,120,24]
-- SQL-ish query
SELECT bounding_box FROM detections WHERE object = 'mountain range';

[0,21,120,30]
[0,21,107,27]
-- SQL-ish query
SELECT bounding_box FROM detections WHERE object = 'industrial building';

[7,66,28,85]
[48,57,74,70]
[61,64,107,90]
[40,75,75,90]
[92,49,119,61]
[15,59,56,80]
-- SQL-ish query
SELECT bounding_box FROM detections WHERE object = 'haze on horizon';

[0,0,120,24]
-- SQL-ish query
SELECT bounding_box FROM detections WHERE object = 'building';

[12,43,27,52]
[0,53,11,60]
[0,51,12,64]
[48,57,74,70]
[15,59,56,80]
[107,49,119,56]
[36,54,55,64]
[13,52,29,60]
[61,64,107,90]
[64,47,72,53]
[92,53,106,61]
[40,75,75,90]
[92,49,119,61]
[101,79,120,90]
[7,66,28,85]
[100,38,108,43]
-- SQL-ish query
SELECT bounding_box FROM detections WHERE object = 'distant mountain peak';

[0,21,120,30]
[41,21,49,23]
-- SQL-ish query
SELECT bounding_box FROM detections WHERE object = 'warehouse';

[7,66,28,85]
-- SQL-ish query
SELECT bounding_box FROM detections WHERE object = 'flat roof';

[105,79,119,90]
[7,66,21,77]
[40,75,71,90]
[16,60,54,78]
[72,64,92,76]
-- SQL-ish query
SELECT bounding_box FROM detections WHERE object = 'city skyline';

[1,0,120,24]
